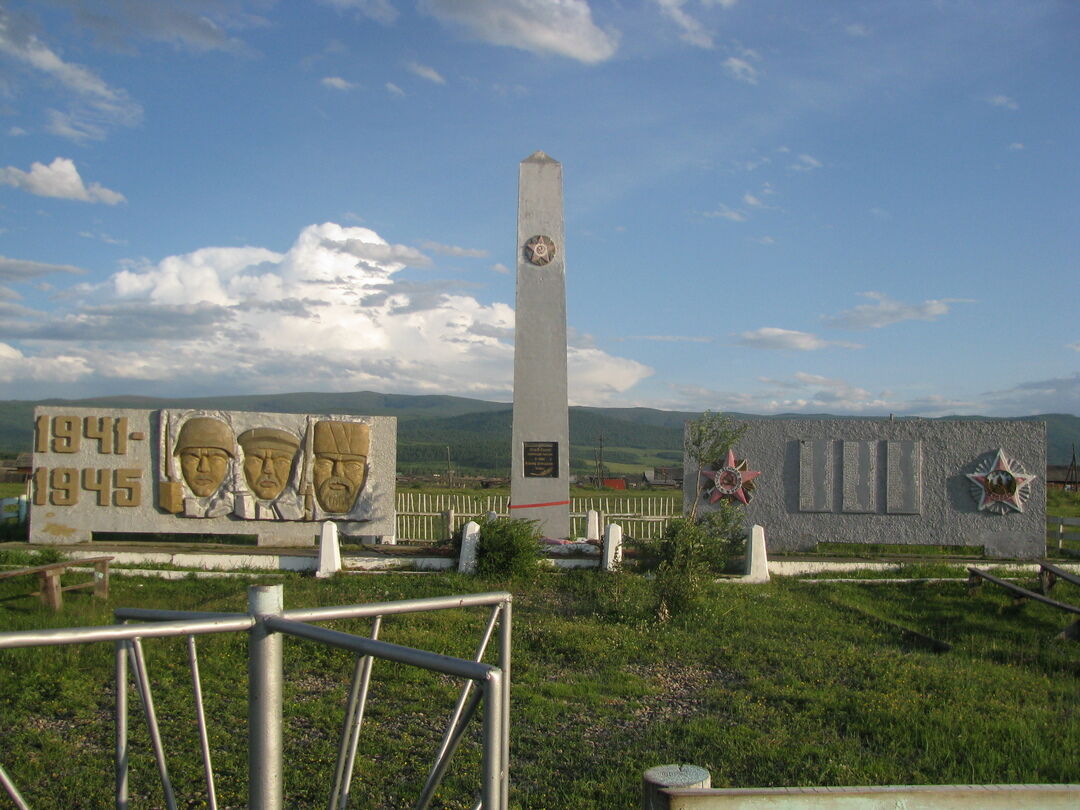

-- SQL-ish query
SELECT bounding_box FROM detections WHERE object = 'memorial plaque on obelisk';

[510,151,570,538]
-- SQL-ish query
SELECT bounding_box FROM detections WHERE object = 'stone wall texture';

[684,419,1045,559]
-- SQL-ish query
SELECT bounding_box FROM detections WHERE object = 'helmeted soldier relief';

[172,416,235,517]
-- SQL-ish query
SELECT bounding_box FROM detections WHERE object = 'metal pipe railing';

[0,585,511,810]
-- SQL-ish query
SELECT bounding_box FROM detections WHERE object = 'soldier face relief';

[238,428,300,501]
[312,421,370,513]
[174,417,235,498]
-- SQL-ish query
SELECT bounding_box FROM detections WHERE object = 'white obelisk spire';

[510,151,570,539]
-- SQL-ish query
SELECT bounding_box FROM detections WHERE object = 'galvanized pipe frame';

[0,587,512,810]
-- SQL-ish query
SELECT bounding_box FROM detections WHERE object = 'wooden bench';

[0,556,113,611]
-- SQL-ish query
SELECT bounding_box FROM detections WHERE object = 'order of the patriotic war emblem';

[523,235,556,266]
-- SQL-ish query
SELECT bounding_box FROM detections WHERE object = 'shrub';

[636,503,747,619]
[474,516,543,581]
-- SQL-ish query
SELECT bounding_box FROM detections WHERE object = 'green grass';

[0,571,1077,808]
[0,482,25,499]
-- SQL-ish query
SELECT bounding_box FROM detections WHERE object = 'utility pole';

[594,431,605,489]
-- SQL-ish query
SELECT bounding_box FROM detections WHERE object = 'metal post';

[188,635,218,810]
[500,599,512,804]
[248,585,284,810]
[481,670,504,810]
[116,638,129,810]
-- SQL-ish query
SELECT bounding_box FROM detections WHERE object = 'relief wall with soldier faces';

[29,407,396,546]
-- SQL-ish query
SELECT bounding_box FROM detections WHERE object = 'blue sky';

[0,0,1077,416]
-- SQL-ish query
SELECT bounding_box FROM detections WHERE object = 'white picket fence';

[394,492,682,543]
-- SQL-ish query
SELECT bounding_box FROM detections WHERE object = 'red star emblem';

[701,449,761,505]
[966,449,1036,514]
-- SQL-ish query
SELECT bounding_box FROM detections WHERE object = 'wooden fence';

[1047,516,1080,553]
[394,492,681,543]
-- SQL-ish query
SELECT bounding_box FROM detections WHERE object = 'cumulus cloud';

[738,327,861,351]
[406,61,446,84]
[0,12,142,140]
[654,0,714,48]
[421,0,619,64]
[0,157,126,203]
[0,341,91,383]
[0,221,652,404]
[321,76,356,90]
[823,291,969,330]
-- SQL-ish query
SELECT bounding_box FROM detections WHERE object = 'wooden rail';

[968,566,1080,640]
[1039,560,1080,595]
[0,556,113,611]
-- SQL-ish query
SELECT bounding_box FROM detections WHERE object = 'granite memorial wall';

[684,419,1045,558]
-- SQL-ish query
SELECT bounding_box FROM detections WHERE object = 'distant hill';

[2,391,1077,470]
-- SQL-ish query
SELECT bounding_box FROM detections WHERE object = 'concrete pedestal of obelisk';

[510,151,571,539]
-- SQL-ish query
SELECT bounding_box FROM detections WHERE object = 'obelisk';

[510,151,570,539]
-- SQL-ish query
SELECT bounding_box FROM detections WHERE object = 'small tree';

[685,410,747,520]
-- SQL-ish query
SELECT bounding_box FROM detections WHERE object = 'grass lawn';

[0,569,1077,808]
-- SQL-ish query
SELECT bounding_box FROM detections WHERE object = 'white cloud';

[1008,142,1024,151]
[386,82,405,97]
[0,342,91,383]
[0,157,125,204]
[738,327,862,351]
[419,240,488,258]
[703,204,746,222]
[845,23,870,37]
[320,0,399,24]
[421,0,619,64]
[406,61,446,84]
[981,374,1080,416]
[654,0,713,49]
[988,94,1018,110]
[1,221,651,404]
[0,13,142,140]
[823,291,969,330]
[491,262,510,274]
[8,126,26,136]
[790,153,822,171]
[723,56,758,84]
[321,76,356,90]
[753,235,775,245]
[1069,343,1080,352]
[0,255,85,280]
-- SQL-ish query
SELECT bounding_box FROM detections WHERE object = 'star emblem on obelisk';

[965,448,1036,514]
[701,449,761,505]
[524,235,556,266]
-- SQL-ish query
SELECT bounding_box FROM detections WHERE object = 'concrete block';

[315,521,341,578]
[459,520,481,574]
[744,524,769,583]
[602,523,623,571]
